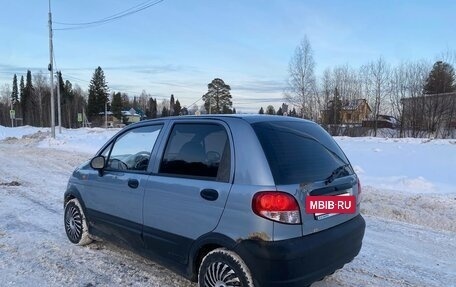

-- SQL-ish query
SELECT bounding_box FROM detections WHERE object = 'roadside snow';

[36,127,120,155]
[0,126,455,286]
[335,136,456,194]
[0,125,49,141]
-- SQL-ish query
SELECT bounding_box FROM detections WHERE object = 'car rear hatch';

[251,120,361,236]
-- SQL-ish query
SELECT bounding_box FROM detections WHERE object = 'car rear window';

[252,121,351,185]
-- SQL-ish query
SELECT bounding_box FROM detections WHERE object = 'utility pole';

[48,0,55,138]
[56,71,62,133]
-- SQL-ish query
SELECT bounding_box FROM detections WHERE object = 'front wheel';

[64,198,92,245]
[198,248,255,287]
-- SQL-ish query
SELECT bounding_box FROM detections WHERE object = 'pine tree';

[121,93,130,110]
[174,99,181,116]
[423,61,456,94]
[11,74,19,106]
[63,79,74,128]
[87,67,109,119]
[259,107,264,114]
[202,78,233,114]
[23,70,34,125]
[328,87,342,124]
[147,97,158,119]
[276,107,283,115]
[57,71,65,97]
[290,107,297,117]
[111,92,123,120]
[170,94,175,116]
[266,105,275,115]
[19,75,25,120]
[161,106,169,117]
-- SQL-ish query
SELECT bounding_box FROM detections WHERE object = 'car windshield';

[252,121,352,185]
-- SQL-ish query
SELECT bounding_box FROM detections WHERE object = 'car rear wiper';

[325,164,351,184]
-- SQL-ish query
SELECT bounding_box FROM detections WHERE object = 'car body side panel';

[142,119,235,264]
[226,118,275,186]
[213,184,274,242]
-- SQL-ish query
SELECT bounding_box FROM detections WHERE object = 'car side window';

[106,125,162,172]
[159,123,231,182]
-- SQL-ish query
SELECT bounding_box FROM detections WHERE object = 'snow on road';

[0,142,195,287]
[0,127,455,286]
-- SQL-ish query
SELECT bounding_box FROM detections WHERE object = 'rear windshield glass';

[252,121,351,185]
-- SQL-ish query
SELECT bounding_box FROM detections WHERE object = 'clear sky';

[1,0,455,113]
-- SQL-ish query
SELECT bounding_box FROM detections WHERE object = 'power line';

[186,96,203,109]
[55,0,157,25]
[53,0,165,31]
[63,73,90,84]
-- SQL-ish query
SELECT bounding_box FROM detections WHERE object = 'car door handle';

[200,189,219,201]
[128,179,139,189]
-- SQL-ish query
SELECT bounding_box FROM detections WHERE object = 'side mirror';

[90,156,105,170]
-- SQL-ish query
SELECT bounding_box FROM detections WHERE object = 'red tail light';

[357,178,362,204]
[252,191,301,224]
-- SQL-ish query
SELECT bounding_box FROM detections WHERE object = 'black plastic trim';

[234,214,366,287]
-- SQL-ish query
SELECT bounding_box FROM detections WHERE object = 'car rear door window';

[106,125,162,172]
[252,121,351,185]
[159,123,231,182]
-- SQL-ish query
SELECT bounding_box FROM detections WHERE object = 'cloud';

[48,64,199,75]
[0,64,48,74]
[231,79,286,94]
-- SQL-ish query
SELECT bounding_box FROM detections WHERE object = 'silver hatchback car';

[64,115,365,287]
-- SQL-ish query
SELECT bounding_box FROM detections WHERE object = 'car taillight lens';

[252,191,301,224]
[357,178,362,204]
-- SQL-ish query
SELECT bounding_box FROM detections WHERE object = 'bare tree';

[138,90,149,113]
[389,60,430,137]
[33,73,49,127]
[284,36,317,119]
[0,84,12,126]
[332,65,362,102]
[0,84,11,105]
[360,57,391,136]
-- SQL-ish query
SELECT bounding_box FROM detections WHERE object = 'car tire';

[64,198,92,246]
[198,248,255,287]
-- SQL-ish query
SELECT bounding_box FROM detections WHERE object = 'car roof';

[136,114,315,125]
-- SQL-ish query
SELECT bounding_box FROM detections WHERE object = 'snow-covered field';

[0,125,455,286]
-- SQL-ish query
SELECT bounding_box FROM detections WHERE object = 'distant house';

[96,111,120,128]
[362,114,398,129]
[122,108,141,124]
[400,93,456,132]
[321,99,371,124]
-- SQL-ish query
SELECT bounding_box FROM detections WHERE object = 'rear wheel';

[64,198,92,245]
[198,248,254,287]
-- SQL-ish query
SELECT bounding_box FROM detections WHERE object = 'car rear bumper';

[234,214,365,287]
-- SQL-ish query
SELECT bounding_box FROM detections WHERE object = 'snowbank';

[36,127,120,155]
[0,125,49,141]
[335,136,456,194]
